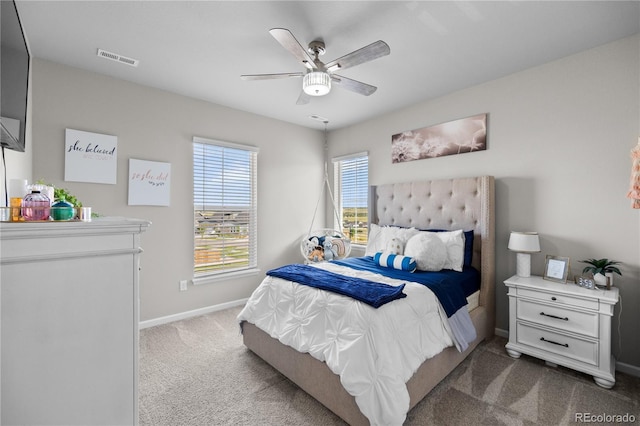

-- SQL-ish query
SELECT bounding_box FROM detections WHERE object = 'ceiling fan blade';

[331,74,377,96]
[296,90,311,105]
[269,28,317,70]
[325,40,390,73]
[240,72,303,80]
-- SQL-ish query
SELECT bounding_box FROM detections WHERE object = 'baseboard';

[494,327,508,338]
[616,361,640,378]
[494,327,639,378]
[139,298,248,329]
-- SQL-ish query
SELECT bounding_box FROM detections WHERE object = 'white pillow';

[385,238,404,255]
[433,230,465,272]
[404,232,447,271]
[365,223,384,256]
[365,224,419,256]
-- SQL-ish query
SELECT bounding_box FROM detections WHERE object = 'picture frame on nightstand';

[544,255,570,283]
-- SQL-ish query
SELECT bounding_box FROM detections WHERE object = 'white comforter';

[237,262,461,426]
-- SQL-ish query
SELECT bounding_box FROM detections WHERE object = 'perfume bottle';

[21,190,50,221]
[9,178,28,221]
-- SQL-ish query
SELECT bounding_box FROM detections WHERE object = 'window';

[193,137,258,279]
[333,152,368,245]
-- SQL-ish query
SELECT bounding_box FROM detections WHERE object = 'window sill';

[192,267,261,286]
[349,244,366,257]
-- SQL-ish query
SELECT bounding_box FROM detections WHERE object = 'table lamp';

[508,232,540,277]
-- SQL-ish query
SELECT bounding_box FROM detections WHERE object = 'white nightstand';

[504,275,619,388]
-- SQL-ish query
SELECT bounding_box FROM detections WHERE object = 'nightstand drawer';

[516,322,598,366]
[517,287,598,310]
[517,299,598,337]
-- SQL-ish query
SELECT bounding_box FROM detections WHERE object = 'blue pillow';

[374,252,417,272]
[428,229,474,266]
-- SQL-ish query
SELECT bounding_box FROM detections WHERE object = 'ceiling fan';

[241,28,390,105]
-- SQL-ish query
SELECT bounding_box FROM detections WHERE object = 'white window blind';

[333,153,368,245]
[193,137,258,277]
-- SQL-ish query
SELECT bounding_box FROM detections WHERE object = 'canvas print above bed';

[391,113,487,163]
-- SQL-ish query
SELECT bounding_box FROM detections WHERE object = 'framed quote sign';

[128,158,171,206]
[64,128,118,184]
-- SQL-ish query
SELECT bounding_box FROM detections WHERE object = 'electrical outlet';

[179,280,188,291]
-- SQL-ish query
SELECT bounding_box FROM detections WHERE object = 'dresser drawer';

[516,322,598,366]
[517,299,598,337]
[517,287,598,310]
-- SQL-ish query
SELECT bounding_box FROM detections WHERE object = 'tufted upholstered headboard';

[370,176,495,314]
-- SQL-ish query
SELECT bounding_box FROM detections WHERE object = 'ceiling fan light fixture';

[303,71,331,96]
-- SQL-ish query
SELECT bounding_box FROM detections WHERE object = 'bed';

[238,175,495,425]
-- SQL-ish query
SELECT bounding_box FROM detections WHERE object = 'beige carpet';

[139,306,640,425]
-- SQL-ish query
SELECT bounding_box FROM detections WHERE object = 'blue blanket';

[266,264,407,308]
[332,257,471,318]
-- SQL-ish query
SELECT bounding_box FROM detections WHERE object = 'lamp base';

[516,253,532,277]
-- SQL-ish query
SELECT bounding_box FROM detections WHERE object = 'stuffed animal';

[302,238,316,258]
[331,238,349,258]
[308,246,324,262]
[323,239,335,261]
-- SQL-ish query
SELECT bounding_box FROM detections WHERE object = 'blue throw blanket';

[266,264,407,308]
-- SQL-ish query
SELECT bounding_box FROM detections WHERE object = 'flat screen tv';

[1,0,31,152]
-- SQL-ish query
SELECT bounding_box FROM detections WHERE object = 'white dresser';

[504,275,619,388]
[1,217,150,425]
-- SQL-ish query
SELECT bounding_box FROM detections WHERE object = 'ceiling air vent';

[97,49,139,67]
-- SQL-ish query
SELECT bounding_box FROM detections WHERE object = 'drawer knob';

[540,337,569,348]
[540,312,569,321]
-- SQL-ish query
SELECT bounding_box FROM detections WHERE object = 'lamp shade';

[303,71,331,96]
[508,232,540,253]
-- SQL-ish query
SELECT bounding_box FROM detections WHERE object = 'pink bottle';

[21,190,50,221]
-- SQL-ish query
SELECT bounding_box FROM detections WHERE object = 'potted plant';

[580,258,622,289]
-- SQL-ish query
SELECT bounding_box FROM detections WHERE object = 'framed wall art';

[128,159,171,206]
[391,113,487,163]
[64,128,118,184]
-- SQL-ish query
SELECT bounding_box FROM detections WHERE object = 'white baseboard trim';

[494,327,508,338]
[494,328,639,378]
[616,361,640,378]
[139,298,248,330]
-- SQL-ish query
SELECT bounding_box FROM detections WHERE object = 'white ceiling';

[15,1,640,130]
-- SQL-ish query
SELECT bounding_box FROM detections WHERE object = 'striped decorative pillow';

[374,252,417,273]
